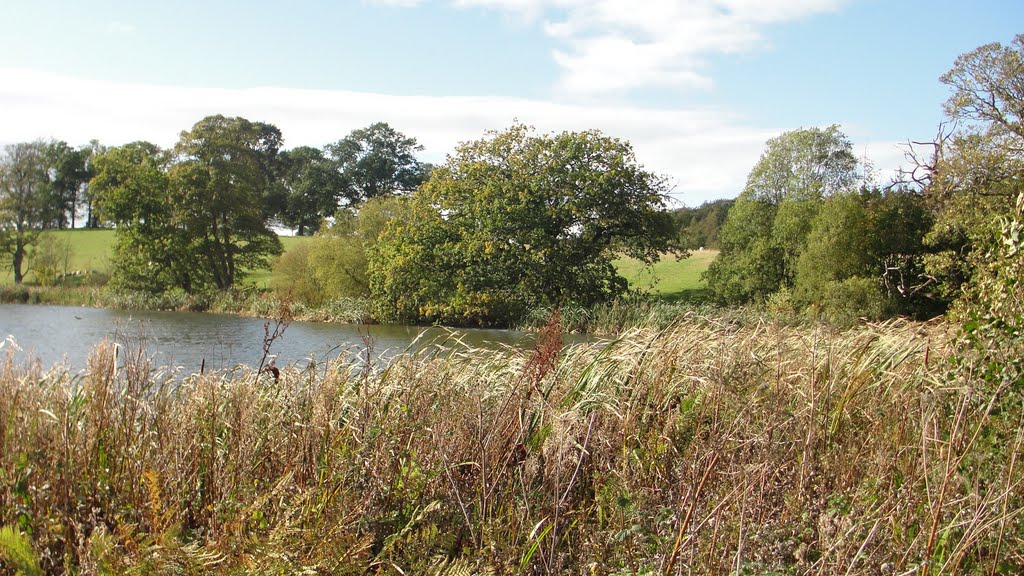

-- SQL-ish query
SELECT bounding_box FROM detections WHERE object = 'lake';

[0,304,539,373]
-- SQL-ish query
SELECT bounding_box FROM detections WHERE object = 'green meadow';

[3,229,715,298]
[614,248,717,301]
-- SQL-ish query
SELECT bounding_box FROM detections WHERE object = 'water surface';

[0,304,536,372]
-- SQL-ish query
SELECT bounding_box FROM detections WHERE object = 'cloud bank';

[0,68,906,205]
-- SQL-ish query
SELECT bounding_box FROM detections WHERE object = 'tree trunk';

[12,240,25,284]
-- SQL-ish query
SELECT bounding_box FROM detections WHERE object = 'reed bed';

[1,316,1020,575]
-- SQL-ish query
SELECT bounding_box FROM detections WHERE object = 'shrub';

[820,276,887,327]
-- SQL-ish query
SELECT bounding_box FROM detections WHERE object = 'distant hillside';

[672,198,734,250]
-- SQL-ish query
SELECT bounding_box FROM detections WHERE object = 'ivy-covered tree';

[921,35,1024,388]
[369,124,681,326]
[922,35,1024,305]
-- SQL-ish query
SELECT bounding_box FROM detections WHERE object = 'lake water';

[0,304,538,372]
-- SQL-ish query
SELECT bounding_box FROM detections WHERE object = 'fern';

[0,525,42,576]
[429,555,494,576]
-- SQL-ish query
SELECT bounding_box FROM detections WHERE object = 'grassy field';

[614,249,717,301]
[3,230,718,298]
[0,229,116,284]
[0,229,316,287]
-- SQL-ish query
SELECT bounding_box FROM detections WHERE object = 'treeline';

[672,198,733,250]
[701,35,1023,332]
[702,125,939,324]
[3,36,1022,333]
[1,119,681,326]
[0,118,430,290]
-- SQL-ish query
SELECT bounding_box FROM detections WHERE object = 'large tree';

[277,146,347,236]
[90,142,198,292]
[0,141,50,283]
[919,35,1024,386]
[369,124,680,326]
[42,140,89,229]
[922,35,1024,303]
[93,116,284,293]
[81,139,109,228]
[170,115,284,290]
[327,122,430,203]
[705,125,858,303]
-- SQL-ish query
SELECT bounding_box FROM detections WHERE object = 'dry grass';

[0,315,1021,574]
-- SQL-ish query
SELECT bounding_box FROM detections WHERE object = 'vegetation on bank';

[1,313,1021,574]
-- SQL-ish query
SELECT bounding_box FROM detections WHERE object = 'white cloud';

[0,68,913,205]
[106,21,138,35]
[366,0,427,6]
[453,0,843,95]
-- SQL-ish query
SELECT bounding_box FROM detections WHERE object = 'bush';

[271,242,328,307]
[820,277,887,327]
[0,285,30,304]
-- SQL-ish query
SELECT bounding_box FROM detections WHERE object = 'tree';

[921,35,1024,305]
[0,141,50,283]
[792,191,873,306]
[170,115,284,290]
[91,142,195,292]
[273,196,409,305]
[81,140,109,228]
[369,124,681,326]
[42,140,89,229]
[277,146,347,235]
[705,126,858,303]
[921,35,1024,388]
[327,122,430,203]
[92,116,285,293]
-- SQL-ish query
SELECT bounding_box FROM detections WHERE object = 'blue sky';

[0,0,1020,205]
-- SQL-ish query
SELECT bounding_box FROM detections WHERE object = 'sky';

[0,0,1020,206]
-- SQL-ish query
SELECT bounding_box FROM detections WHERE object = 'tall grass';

[0,316,1020,574]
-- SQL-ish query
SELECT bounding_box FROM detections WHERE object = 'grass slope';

[0,229,116,284]
[3,230,718,299]
[0,230,316,287]
[614,249,717,301]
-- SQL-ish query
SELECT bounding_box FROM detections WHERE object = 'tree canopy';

[0,141,50,284]
[921,35,1024,304]
[92,116,285,293]
[916,34,1024,385]
[705,125,858,304]
[276,146,346,236]
[327,122,430,204]
[369,124,681,326]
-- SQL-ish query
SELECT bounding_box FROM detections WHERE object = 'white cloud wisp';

[454,0,844,95]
